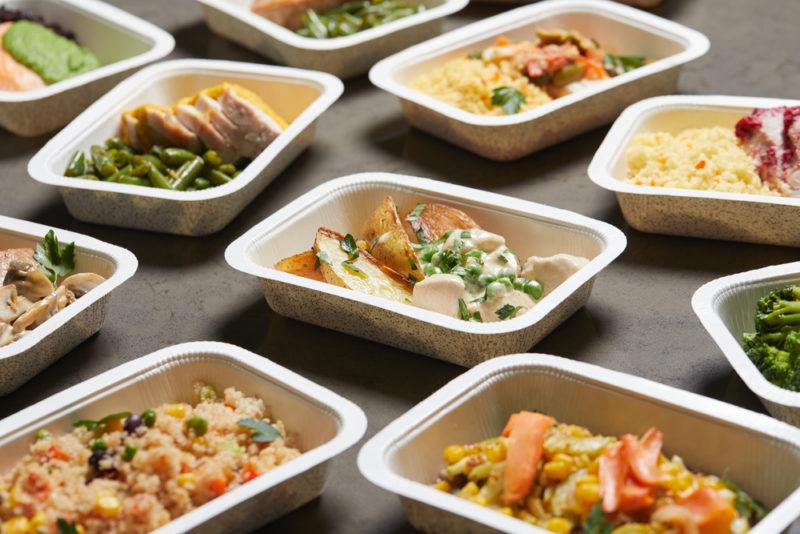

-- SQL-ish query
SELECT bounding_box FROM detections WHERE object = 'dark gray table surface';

[1,0,798,532]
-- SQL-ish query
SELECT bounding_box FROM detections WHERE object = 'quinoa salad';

[0,383,301,534]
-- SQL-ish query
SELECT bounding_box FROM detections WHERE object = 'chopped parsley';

[57,519,79,534]
[406,203,427,244]
[471,311,483,322]
[496,304,523,320]
[437,249,462,273]
[339,233,359,260]
[35,229,75,285]
[491,86,525,115]
[498,254,508,264]
[408,274,419,283]
[238,418,282,443]
[603,52,646,76]
[722,474,767,523]
[467,51,483,60]
[458,298,470,320]
[460,230,471,239]
[583,503,613,534]
[342,260,367,278]
[408,258,418,271]
[315,250,331,267]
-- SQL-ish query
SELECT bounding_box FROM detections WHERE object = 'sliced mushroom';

[4,262,54,301]
[0,322,13,347]
[58,272,105,299]
[0,284,20,323]
[12,286,65,334]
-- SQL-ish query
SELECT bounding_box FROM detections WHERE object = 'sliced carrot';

[495,35,511,47]
[46,445,70,462]
[209,477,228,496]
[599,441,626,513]
[622,428,662,485]
[678,487,736,534]
[501,411,553,505]
[618,476,654,512]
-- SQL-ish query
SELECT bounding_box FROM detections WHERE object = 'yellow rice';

[625,126,778,196]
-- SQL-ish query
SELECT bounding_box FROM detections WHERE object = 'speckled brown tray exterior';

[197,0,467,79]
[589,95,800,247]
[225,173,626,366]
[0,216,137,395]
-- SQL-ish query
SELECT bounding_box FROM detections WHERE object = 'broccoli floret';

[755,285,800,333]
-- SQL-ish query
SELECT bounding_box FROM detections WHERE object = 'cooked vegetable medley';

[411,28,647,116]
[295,0,425,39]
[743,284,800,391]
[434,412,765,533]
[0,383,300,533]
[0,230,105,347]
[274,196,588,322]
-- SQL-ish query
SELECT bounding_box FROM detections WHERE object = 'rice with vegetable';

[434,411,765,533]
[625,127,778,196]
[0,383,300,534]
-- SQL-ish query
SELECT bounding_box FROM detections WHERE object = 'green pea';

[478,274,496,287]
[142,409,157,428]
[34,428,51,441]
[91,439,107,452]
[186,415,208,436]
[423,264,441,277]
[419,246,436,262]
[122,445,138,461]
[523,280,543,300]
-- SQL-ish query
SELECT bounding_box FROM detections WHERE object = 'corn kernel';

[471,496,488,507]
[460,481,479,498]
[30,512,47,529]
[485,440,506,463]
[96,494,121,517]
[166,404,186,418]
[8,484,22,507]
[499,507,513,516]
[546,517,573,534]
[433,480,451,493]
[443,445,466,464]
[575,482,601,504]
[178,473,197,488]
[4,516,30,534]
[192,436,208,447]
[587,459,599,475]
[543,460,572,480]
[76,526,86,534]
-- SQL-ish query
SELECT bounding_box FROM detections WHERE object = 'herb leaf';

[72,411,131,431]
[471,311,483,322]
[460,230,471,239]
[238,418,282,443]
[467,51,483,60]
[722,475,768,523]
[458,298,470,320]
[583,503,613,534]
[603,52,645,76]
[316,250,331,266]
[57,518,79,534]
[342,260,367,279]
[72,420,99,430]
[496,304,523,320]
[491,86,525,115]
[34,229,76,285]
[340,234,359,260]
[406,203,427,244]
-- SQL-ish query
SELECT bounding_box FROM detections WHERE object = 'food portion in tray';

[743,284,800,392]
[0,382,300,533]
[626,105,800,198]
[64,83,289,191]
[275,196,588,322]
[251,0,424,39]
[410,28,647,116]
[433,411,765,533]
[0,6,100,92]
[0,230,105,348]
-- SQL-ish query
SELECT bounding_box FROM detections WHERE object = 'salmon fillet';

[0,22,45,92]
[251,0,348,30]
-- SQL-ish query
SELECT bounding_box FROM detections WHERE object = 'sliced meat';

[218,88,282,159]
[174,104,237,163]
[121,113,141,151]
[736,106,800,196]
[0,22,45,92]
[144,107,203,153]
[251,0,347,30]
[194,94,252,158]
[142,107,182,149]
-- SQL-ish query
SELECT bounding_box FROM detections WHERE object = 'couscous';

[0,383,301,534]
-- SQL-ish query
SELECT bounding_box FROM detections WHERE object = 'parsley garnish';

[35,229,75,285]
[458,298,470,320]
[467,51,483,60]
[340,234,359,260]
[460,230,471,239]
[408,258,417,271]
[408,274,419,283]
[471,311,483,322]
[406,203,427,244]
[722,474,767,523]
[438,249,462,273]
[498,254,508,264]
[72,411,131,431]
[583,503,613,534]
[238,418,282,443]
[57,519,79,534]
[491,86,525,115]
[342,260,367,278]
[603,52,645,76]
[496,304,523,320]
[315,250,331,267]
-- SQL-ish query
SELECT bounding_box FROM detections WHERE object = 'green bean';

[149,145,164,158]
[119,175,151,187]
[185,186,197,192]
[64,151,86,177]
[77,174,99,181]
[304,9,328,38]
[203,150,223,168]
[206,169,231,186]
[132,154,167,174]
[105,164,132,183]
[218,163,237,176]
[171,157,204,191]
[130,163,149,177]
[161,147,197,167]
[109,148,131,167]
[146,162,172,189]
[90,145,117,178]
[193,177,212,190]
[106,137,133,152]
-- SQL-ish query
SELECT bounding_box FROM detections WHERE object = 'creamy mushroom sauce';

[412,228,588,322]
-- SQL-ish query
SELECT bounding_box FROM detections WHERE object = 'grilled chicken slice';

[194,94,253,156]
[218,88,283,159]
[0,22,45,92]
[251,0,347,30]
[174,104,237,163]
[145,106,203,153]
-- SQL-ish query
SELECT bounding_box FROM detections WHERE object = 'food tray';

[0,341,368,532]
[196,0,468,79]
[693,262,800,426]
[0,215,137,395]
[27,59,344,236]
[588,94,800,247]
[0,0,174,137]
[225,172,626,366]
[369,0,708,161]
[358,353,800,533]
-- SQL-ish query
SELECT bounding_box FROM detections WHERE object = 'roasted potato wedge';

[274,250,325,282]
[314,227,412,303]
[405,202,480,244]
[362,196,424,281]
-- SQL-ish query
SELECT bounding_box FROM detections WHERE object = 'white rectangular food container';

[196,0,468,79]
[358,353,800,533]
[0,215,137,395]
[588,95,800,247]
[369,0,708,161]
[28,59,344,236]
[693,262,800,427]
[0,0,174,137]
[225,172,626,366]
[0,341,367,532]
